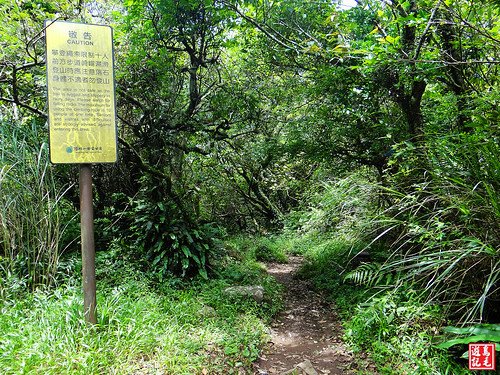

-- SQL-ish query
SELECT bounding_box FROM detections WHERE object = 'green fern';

[344,263,384,286]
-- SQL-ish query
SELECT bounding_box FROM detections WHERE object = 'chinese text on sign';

[46,21,117,164]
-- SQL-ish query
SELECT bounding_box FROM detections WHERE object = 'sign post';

[46,20,117,324]
[80,164,97,324]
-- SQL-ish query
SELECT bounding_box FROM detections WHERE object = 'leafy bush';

[118,193,222,279]
[224,235,288,263]
[253,237,288,263]
[297,236,363,293]
[344,290,469,374]
[284,169,378,238]
[363,134,500,322]
[218,260,266,285]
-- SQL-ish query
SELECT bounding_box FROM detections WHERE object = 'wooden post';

[80,164,97,324]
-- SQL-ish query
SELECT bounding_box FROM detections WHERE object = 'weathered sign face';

[45,21,117,164]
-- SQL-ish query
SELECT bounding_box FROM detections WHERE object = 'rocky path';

[253,256,371,375]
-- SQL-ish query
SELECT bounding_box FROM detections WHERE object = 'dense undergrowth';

[0,247,283,374]
[2,122,498,373]
[287,233,472,375]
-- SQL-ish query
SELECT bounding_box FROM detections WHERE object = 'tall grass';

[0,118,76,291]
[360,133,500,323]
[285,168,379,239]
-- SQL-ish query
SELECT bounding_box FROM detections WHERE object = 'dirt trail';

[253,256,371,375]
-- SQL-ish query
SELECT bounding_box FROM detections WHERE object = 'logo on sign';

[469,343,496,371]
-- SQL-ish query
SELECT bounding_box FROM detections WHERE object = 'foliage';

[0,0,84,118]
[0,118,77,290]
[0,248,282,374]
[253,238,288,263]
[113,187,223,279]
[343,262,386,287]
[297,236,356,294]
[344,290,469,375]
[285,168,379,237]
[437,324,500,359]
[346,290,438,348]
[225,235,288,263]
[356,132,500,322]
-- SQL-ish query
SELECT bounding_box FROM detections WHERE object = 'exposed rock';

[223,285,264,302]
[198,305,217,318]
[297,360,318,375]
[282,359,318,375]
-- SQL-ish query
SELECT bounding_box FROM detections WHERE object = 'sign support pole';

[46,21,116,324]
[80,164,97,324]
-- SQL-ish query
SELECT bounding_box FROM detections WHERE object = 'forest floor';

[253,256,375,375]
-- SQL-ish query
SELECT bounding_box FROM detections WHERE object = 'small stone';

[198,305,217,318]
[281,360,318,375]
[223,285,264,302]
[297,360,318,375]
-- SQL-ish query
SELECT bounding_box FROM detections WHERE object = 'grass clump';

[296,236,352,294]
[225,235,288,263]
[0,119,77,290]
[343,290,470,375]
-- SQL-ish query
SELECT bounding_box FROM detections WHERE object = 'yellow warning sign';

[46,21,117,164]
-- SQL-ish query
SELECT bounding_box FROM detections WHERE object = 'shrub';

[113,187,223,280]
[355,133,500,323]
[224,235,288,263]
[344,290,469,374]
[284,168,378,238]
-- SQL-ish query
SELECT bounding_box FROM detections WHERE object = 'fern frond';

[344,263,383,286]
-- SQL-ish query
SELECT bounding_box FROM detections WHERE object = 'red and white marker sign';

[469,343,496,371]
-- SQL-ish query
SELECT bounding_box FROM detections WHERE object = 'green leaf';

[224,345,239,355]
[198,268,208,280]
[437,336,500,350]
[444,324,500,336]
[181,245,191,258]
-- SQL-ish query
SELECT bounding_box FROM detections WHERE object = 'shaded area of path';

[254,256,373,375]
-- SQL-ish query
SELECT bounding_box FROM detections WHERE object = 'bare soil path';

[253,256,372,375]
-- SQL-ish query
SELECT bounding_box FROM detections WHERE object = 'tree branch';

[0,96,46,117]
[413,0,442,60]
[223,1,299,52]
